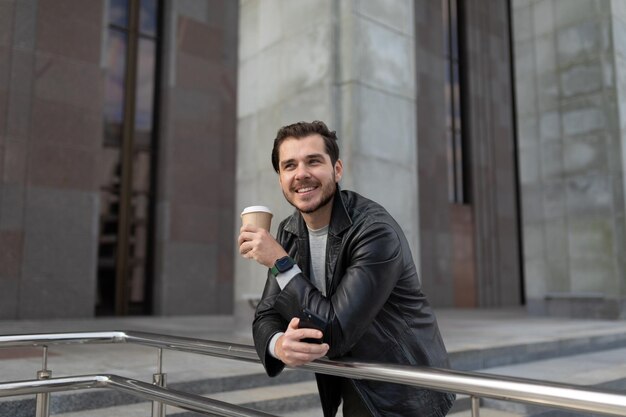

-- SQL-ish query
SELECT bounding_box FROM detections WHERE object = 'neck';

[302,196,334,230]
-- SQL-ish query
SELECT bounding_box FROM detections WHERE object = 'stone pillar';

[153,0,238,315]
[235,0,418,329]
[513,0,626,318]
[0,0,103,318]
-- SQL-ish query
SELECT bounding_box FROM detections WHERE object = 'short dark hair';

[271,120,340,173]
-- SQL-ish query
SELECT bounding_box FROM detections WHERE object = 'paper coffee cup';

[241,206,273,230]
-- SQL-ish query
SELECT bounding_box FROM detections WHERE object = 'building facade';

[0,0,238,318]
[1,0,625,321]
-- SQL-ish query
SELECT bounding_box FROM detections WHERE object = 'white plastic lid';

[241,205,273,216]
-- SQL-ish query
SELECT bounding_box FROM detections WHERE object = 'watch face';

[276,256,294,272]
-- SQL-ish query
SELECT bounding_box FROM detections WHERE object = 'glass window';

[98,0,160,316]
[109,0,129,28]
[442,0,467,204]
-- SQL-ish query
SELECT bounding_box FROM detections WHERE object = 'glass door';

[97,0,160,315]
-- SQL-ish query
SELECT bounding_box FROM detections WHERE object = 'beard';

[283,176,337,214]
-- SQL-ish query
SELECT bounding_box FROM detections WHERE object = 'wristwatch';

[270,256,296,276]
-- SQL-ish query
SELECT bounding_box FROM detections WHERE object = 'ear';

[334,159,343,182]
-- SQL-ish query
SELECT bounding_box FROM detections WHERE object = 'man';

[238,121,455,416]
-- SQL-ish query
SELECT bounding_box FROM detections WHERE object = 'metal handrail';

[2,330,626,416]
[0,374,275,417]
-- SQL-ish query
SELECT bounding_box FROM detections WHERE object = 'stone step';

[449,408,524,417]
[0,370,315,417]
[448,329,626,371]
[52,380,322,417]
[473,346,626,416]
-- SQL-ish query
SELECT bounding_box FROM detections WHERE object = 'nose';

[294,162,310,180]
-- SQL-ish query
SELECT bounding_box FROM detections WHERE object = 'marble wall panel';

[12,0,36,50]
[19,187,98,318]
[513,3,532,42]
[357,0,413,35]
[27,143,97,191]
[353,16,415,99]
[565,173,613,216]
[0,184,24,231]
[176,52,224,94]
[3,139,27,184]
[562,107,607,136]
[0,2,15,48]
[33,53,103,113]
[30,99,101,149]
[532,0,554,37]
[539,111,561,141]
[238,0,259,62]
[157,241,218,315]
[542,179,567,219]
[556,20,608,65]
[563,135,607,176]
[356,86,415,167]
[36,0,102,63]
[177,16,222,61]
[540,141,564,181]
[554,0,606,29]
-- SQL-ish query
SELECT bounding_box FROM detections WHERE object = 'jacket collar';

[283,185,352,238]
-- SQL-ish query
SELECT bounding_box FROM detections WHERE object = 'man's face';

[278,134,343,216]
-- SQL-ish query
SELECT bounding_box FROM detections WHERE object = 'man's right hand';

[275,318,329,367]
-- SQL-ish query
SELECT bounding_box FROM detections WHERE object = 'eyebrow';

[280,153,326,168]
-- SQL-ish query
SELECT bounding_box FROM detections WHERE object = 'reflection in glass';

[109,0,129,27]
[98,0,159,316]
[140,0,158,35]
[135,38,155,137]
[104,30,127,146]
[442,0,465,204]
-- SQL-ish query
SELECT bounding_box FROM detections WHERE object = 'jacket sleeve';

[252,270,288,377]
[272,221,403,358]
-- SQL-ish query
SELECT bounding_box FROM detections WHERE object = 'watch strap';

[270,256,295,276]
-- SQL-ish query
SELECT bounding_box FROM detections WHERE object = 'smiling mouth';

[297,186,316,193]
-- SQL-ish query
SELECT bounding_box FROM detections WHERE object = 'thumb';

[288,317,300,330]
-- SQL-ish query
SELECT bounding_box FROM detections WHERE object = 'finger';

[237,231,254,246]
[295,341,328,354]
[239,243,256,258]
[238,242,249,255]
[298,328,323,341]
[241,224,259,233]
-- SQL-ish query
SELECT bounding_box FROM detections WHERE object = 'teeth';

[297,187,315,193]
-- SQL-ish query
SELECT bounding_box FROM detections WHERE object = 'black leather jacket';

[253,189,455,416]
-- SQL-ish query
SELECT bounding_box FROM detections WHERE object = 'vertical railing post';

[35,346,51,417]
[471,395,480,417]
[151,348,166,417]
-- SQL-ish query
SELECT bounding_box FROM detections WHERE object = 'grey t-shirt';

[307,224,328,296]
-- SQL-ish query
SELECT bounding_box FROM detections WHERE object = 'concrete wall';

[513,0,626,318]
[235,0,419,328]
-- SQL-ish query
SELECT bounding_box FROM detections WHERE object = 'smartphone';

[298,308,327,344]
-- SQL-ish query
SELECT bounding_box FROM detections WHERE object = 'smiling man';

[238,121,455,417]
